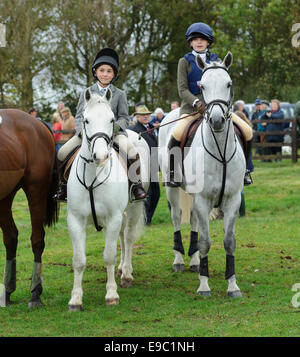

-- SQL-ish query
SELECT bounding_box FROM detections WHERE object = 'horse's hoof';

[121,278,133,288]
[106,298,119,306]
[28,300,43,309]
[228,290,242,298]
[197,290,211,297]
[190,265,199,273]
[68,304,83,311]
[173,264,184,273]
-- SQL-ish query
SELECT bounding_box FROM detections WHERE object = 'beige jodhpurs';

[57,133,138,162]
[172,112,201,141]
[231,113,253,140]
[172,112,253,142]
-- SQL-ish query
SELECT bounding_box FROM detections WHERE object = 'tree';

[0,0,52,110]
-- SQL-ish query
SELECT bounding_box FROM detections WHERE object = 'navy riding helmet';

[185,22,214,45]
[92,48,119,80]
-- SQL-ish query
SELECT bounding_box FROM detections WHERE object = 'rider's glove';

[194,100,205,114]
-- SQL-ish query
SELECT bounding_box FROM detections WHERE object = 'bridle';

[200,65,237,208]
[76,116,114,232]
[81,119,114,162]
[201,65,233,124]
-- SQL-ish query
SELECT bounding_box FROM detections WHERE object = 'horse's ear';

[196,54,207,70]
[85,88,91,102]
[223,52,233,69]
[105,88,112,102]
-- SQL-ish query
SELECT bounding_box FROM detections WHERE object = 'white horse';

[67,89,149,310]
[159,52,245,297]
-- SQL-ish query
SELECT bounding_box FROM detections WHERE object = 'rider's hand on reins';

[194,100,205,115]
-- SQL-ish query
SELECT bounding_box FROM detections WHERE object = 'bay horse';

[159,52,245,297]
[67,89,149,310]
[0,109,59,307]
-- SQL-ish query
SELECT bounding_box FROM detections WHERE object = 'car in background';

[280,102,294,119]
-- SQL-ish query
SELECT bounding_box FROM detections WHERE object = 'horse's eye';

[111,118,115,123]
[200,84,204,90]
[84,119,89,124]
[227,82,232,88]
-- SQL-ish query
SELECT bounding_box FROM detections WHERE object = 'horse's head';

[82,88,114,166]
[196,52,233,132]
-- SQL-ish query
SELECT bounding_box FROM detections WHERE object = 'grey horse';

[159,52,244,297]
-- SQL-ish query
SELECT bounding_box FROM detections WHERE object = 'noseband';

[82,120,113,159]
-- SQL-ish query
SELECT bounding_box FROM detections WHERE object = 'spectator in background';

[52,102,65,123]
[251,99,262,125]
[28,107,41,120]
[265,99,284,161]
[130,101,145,122]
[29,107,52,131]
[171,101,180,110]
[149,107,165,136]
[57,102,65,118]
[52,112,63,151]
[129,105,160,226]
[233,100,249,119]
[60,107,75,142]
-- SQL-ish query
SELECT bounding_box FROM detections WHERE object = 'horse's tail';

[45,157,60,227]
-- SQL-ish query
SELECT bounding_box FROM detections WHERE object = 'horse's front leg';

[68,211,87,311]
[223,198,242,298]
[104,214,123,305]
[195,199,212,296]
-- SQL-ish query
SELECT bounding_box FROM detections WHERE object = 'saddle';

[62,143,127,181]
[179,117,248,157]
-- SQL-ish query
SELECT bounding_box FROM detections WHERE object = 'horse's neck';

[202,119,236,159]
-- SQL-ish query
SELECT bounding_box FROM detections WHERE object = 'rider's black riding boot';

[54,180,67,202]
[53,161,68,202]
[244,139,253,186]
[128,154,147,201]
[166,135,181,187]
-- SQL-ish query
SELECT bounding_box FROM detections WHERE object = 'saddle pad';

[64,147,81,181]
[180,118,247,156]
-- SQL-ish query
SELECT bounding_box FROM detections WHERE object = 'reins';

[200,115,237,208]
[138,110,200,139]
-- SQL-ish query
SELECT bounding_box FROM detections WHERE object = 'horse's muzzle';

[209,115,225,132]
[93,152,109,167]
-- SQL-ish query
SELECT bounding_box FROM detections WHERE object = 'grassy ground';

[0,159,299,337]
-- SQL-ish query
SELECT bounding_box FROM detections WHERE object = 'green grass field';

[0,159,299,337]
